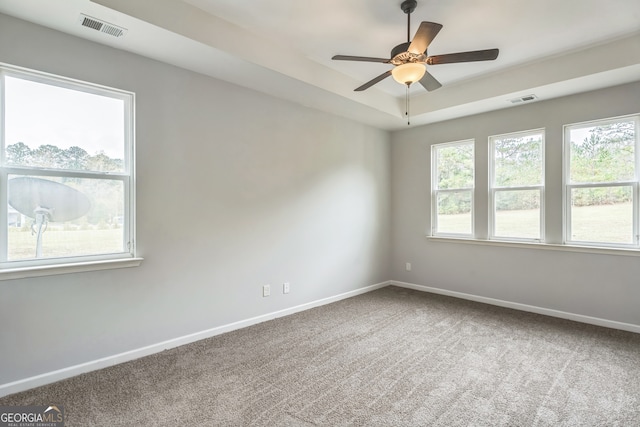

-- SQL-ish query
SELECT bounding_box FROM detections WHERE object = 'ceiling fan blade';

[408,22,443,54]
[332,55,390,63]
[418,70,442,92]
[354,70,392,91]
[426,48,499,65]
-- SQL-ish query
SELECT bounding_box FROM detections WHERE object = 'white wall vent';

[509,94,537,104]
[78,14,127,38]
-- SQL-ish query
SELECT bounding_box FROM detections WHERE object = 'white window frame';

[489,129,545,243]
[563,114,640,248]
[0,63,139,277]
[431,139,475,238]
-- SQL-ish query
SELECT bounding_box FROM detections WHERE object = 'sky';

[4,76,125,159]
[569,127,593,146]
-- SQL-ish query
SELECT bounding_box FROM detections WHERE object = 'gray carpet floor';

[1,286,639,426]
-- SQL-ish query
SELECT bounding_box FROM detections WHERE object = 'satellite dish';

[8,177,91,258]
[8,177,91,222]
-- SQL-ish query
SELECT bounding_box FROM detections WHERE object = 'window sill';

[427,236,640,257]
[0,257,144,281]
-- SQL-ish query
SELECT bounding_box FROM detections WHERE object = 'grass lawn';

[570,203,632,243]
[7,204,633,260]
[8,228,124,260]
[437,203,632,243]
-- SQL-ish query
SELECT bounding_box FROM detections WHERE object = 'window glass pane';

[569,120,635,184]
[7,175,125,261]
[436,191,472,234]
[570,186,633,244]
[493,133,543,187]
[436,144,473,189]
[494,190,540,239]
[4,76,125,172]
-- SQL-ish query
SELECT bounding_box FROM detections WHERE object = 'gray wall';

[391,81,640,326]
[2,10,638,389]
[0,14,391,384]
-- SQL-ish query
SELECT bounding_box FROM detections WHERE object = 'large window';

[564,115,639,247]
[431,140,474,236]
[428,113,640,253]
[489,130,544,241]
[0,64,135,270]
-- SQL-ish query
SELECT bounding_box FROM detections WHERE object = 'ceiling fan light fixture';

[391,63,426,86]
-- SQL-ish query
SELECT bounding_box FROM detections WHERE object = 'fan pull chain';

[405,84,411,125]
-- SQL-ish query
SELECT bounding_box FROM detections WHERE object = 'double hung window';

[0,64,135,270]
[489,130,544,241]
[564,115,639,247]
[431,140,474,236]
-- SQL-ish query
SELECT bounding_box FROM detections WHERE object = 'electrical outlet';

[406,262,412,271]
[263,284,270,297]
[283,282,290,294]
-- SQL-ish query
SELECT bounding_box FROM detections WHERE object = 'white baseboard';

[390,280,640,334]
[5,279,635,398]
[0,281,390,398]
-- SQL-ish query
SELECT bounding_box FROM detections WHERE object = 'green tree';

[6,142,33,165]
[494,135,542,188]
[86,151,122,172]
[436,144,474,214]
[63,146,89,170]
[570,121,635,206]
[32,144,65,168]
[492,134,543,211]
[436,144,473,190]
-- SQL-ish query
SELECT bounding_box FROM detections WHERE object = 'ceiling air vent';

[509,94,537,104]
[78,14,127,38]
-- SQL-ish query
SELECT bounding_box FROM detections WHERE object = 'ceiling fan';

[332,0,499,92]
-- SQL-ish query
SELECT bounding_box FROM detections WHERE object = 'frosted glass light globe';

[391,63,426,85]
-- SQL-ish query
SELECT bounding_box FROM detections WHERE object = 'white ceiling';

[1,0,639,130]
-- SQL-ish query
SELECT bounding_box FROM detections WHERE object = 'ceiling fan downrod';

[401,1,417,126]
[401,0,418,43]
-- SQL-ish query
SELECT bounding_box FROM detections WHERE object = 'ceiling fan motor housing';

[391,42,411,59]
[390,42,426,65]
